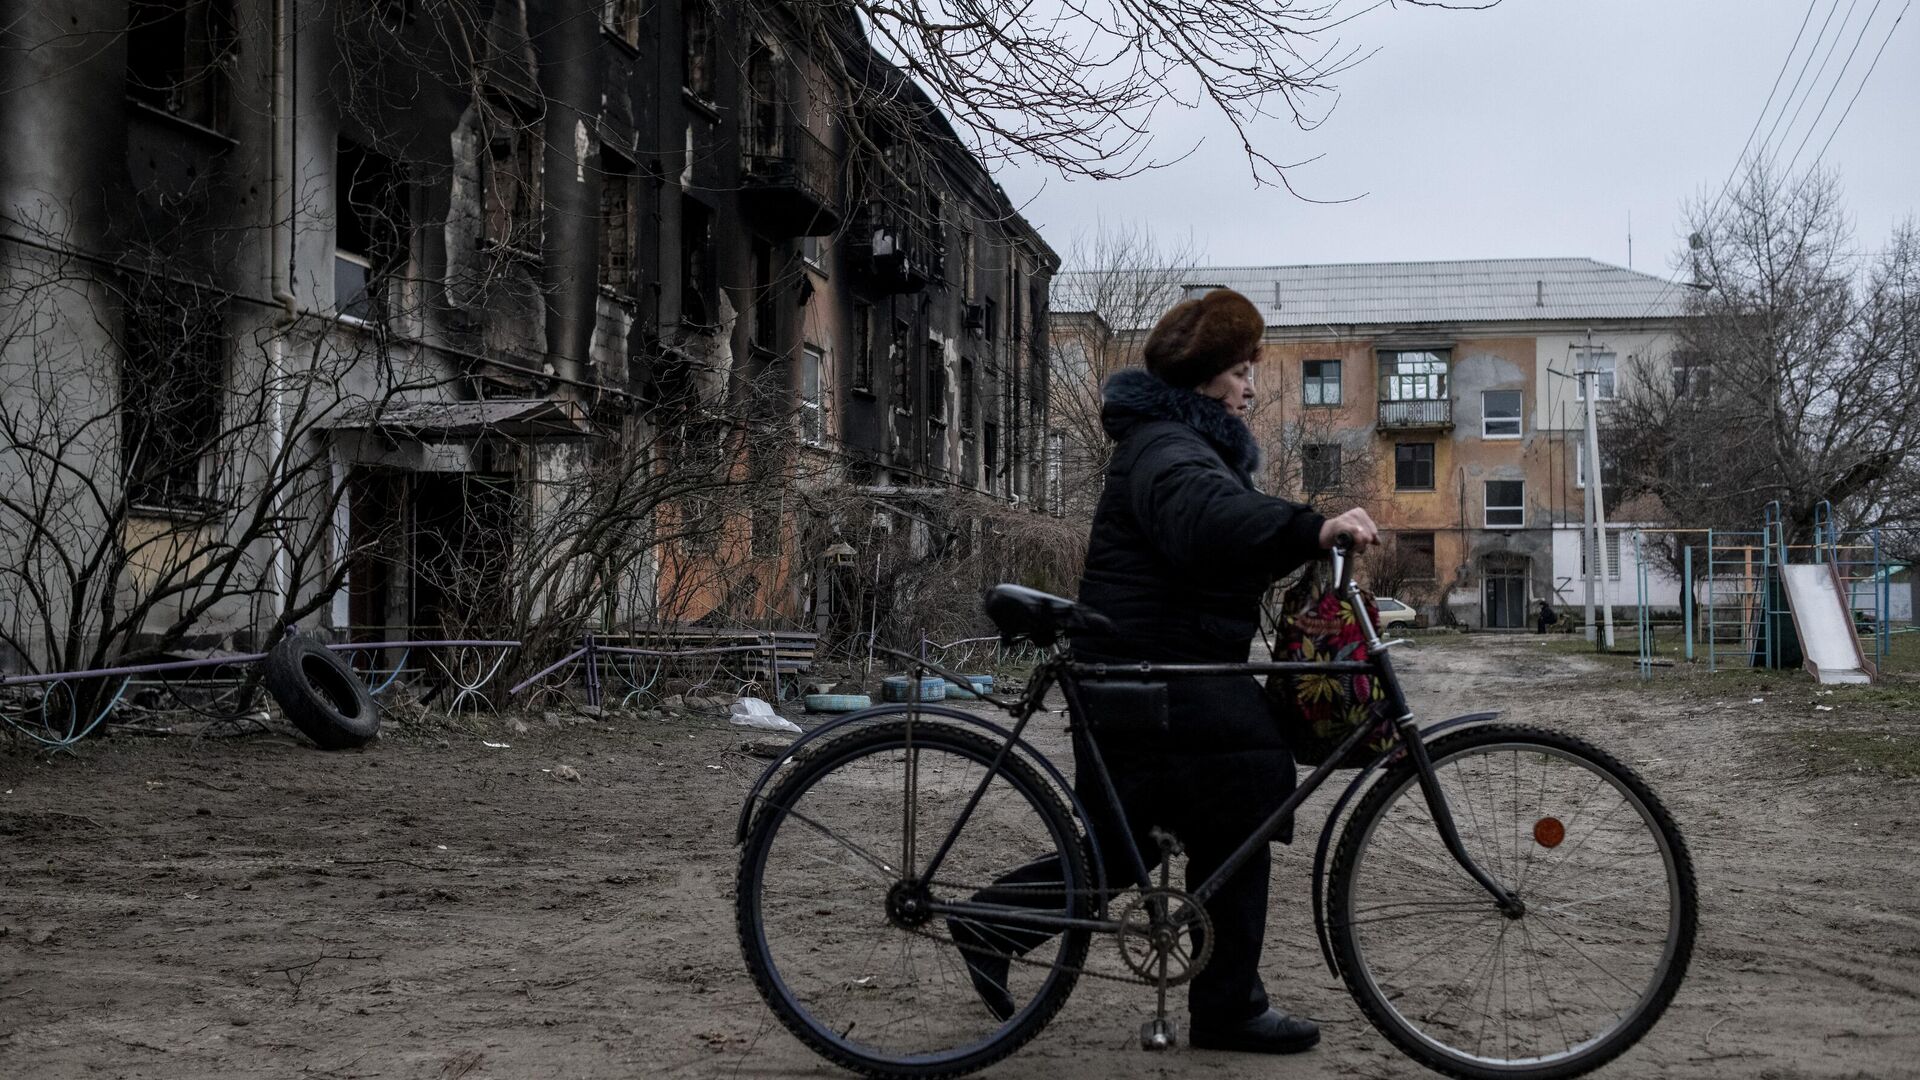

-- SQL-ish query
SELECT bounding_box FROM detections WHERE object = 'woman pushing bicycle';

[953,288,1378,1054]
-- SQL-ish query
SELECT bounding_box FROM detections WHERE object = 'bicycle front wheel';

[1328,724,1696,1080]
[736,718,1093,1078]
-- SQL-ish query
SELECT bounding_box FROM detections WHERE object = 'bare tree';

[1047,222,1202,519]
[1610,164,1920,561]
[771,0,1494,187]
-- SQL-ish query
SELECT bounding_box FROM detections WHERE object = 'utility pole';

[1579,331,1616,650]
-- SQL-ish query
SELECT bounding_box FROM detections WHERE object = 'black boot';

[1189,1008,1320,1054]
[947,917,1015,1022]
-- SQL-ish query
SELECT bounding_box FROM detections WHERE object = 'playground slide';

[1779,564,1873,684]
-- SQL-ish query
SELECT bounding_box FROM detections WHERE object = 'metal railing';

[1376,399,1453,428]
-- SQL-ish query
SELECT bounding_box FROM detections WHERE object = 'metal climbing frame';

[1813,500,1891,672]
[1703,528,1773,673]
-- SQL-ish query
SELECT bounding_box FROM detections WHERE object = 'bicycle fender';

[1310,711,1502,978]
[730,704,1113,908]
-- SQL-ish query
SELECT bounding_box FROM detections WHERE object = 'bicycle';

[733,545,1697,1079]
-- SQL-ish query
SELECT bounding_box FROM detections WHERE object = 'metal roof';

[1054,258,1691,330]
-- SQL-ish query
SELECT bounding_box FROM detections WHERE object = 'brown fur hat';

[1141,289,1264,388]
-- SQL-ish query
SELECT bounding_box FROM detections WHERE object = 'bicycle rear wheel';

[1328,724,1696,1080]
[737,718,1093,1078]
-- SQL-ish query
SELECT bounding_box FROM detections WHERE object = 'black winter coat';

[1073,369,1327,839]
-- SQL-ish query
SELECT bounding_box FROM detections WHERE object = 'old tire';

[802,693,872,714]
[880,675,946,703]
[262,634,380,750]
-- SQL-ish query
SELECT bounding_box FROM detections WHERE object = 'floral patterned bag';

[1265,566,1397,769]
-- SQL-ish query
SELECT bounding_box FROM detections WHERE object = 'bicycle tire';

[737,719,1093,1078]
[1328,724,1697,1080]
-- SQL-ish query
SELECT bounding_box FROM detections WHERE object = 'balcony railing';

[741,120,843,237]
[856,198,935,294]
[1377,398,1453,428]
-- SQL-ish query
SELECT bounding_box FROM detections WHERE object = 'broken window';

[982,421,999,495]
[892,318,911,414]
[683,1,716,101]
[601,0,641,48]
[799,344,824,445]
[960,357,976,432]
[126,0,236,131]
[851,302,874,392]
[121,302,225,511]
[926,342,948,426]
[599,148,635,295]
[680,197,714,327]
[750,240,778,350]
[335,139,409,322]
[483,100,541,253]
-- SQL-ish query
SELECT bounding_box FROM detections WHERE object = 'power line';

[1756,0,1848,167]
[1781,0,1885,178]
[1802,0,1912,175]
[1631,0,1825,322]
[1758,0,1866,171]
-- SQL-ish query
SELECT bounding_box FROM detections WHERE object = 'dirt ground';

[4,634,1918,1080]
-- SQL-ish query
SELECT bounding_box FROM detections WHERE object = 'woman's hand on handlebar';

[1319,508,1380,552]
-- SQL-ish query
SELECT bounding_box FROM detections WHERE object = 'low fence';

[1,625,1032,752]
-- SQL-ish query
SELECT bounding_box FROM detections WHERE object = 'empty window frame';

[851,302,874,392]
[1482,389,1523,438]
[601,0,641,48]
[960,357,976,431]
[1394,442,1435,490]
[1303,359,1342,406]
[126,0,236,131]
[926,342,948,425]
[121,305,225,510]
[680,197,714,326]
[892,318,912,413]
[1485,480,1525,528]
[483,101,542,252]
[682,1,716,101]
[335,139,408,322]
[599,148,636,295]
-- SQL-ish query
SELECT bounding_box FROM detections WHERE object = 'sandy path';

[2,634,1914,1079]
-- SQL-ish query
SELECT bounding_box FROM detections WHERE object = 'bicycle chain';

[911,888,1210,988]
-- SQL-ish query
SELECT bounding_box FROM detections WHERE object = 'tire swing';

[261,634,381,750]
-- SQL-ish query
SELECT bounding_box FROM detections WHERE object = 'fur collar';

[1102,368,1260,476]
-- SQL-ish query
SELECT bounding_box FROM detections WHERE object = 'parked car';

[1374,596,1419,628]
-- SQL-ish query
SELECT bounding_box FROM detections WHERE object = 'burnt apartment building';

[0,0,1054,666]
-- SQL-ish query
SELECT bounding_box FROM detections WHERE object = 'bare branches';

[1609,163,1920,552]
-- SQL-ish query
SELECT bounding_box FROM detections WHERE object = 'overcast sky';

[999,0,1918,277]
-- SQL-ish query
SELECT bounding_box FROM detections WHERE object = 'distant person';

[1536,598,1556,634]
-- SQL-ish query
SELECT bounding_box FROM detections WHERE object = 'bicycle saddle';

[983,584,1116,646]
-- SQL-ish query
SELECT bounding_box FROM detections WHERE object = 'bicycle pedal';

[1139,1017,1178,1051]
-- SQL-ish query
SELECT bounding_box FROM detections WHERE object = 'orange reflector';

[1533,817,1566,848]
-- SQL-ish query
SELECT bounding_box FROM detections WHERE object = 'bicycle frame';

[738,550,1522,947]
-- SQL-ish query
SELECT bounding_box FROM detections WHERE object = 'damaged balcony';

[740,120,842,238]
[854,197,935,294]
[1376,399,1454,429]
